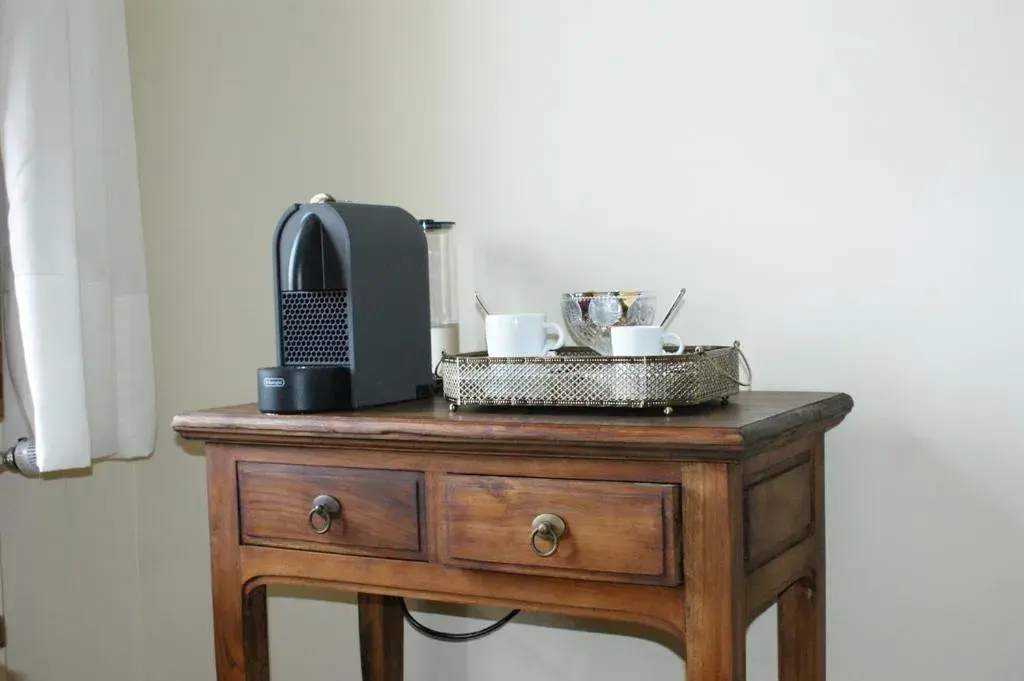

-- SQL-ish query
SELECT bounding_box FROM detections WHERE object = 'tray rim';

[439,343,738,366]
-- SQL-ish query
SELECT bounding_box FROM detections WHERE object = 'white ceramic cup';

[485,313,565,357]
[610,326,683,356]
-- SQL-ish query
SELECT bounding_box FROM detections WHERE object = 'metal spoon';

[659,288,687,328]
[474,290,491,317]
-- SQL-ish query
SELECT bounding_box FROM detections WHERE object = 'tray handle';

[697,341,752,388]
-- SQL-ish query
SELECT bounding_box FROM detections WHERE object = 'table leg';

[208,452,270,681]
[778,578,824,680]
[358,594,403,681]
[210,580,270,681]
[778,440,826,681]
[682,463,747,681]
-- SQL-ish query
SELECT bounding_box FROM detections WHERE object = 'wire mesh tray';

[437,341,750,412]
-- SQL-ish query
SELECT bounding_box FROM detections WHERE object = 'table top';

[172,391,852,461]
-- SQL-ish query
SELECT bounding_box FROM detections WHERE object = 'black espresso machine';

[257,193,435,413]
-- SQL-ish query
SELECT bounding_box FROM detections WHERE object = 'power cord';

[400,599,520,642]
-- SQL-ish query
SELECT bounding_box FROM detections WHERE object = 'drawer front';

[238,462,425,559]
[441,474,681,585]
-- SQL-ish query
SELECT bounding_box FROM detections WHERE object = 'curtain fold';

[0,0,155,472]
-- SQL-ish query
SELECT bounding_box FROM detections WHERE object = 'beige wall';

[1,0,1022,679]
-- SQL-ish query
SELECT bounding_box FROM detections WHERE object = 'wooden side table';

[172,390,853,681]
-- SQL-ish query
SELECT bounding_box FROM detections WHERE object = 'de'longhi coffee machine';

[257,193,437,414]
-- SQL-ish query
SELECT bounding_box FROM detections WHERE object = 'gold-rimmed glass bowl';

[560,290,658,355]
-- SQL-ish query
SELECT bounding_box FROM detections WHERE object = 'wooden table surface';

[173,391,853,681]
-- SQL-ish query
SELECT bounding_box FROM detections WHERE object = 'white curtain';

[0,0,155,472]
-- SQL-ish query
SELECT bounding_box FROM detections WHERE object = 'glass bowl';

[560,290,658,355]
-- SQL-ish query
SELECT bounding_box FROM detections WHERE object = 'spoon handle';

[660,288,687,328]
[474,290,491,317]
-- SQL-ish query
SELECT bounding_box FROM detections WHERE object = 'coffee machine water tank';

[421,219,459,371]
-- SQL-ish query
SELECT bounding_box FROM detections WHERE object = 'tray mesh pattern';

[438,344,744,409]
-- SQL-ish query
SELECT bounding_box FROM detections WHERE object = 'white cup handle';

[663,332,684,355]
[543,323,565,352]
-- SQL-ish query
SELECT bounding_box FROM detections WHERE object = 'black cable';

[399,598,520,642]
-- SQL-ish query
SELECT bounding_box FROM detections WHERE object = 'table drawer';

[440,474,681,585]
[237,462,425,560]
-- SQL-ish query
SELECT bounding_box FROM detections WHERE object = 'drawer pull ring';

[308,494,342,534]
[529,513,567,557]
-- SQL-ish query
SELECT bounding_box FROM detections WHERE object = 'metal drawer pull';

[529,513,566,557]
[308,494,342,534]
